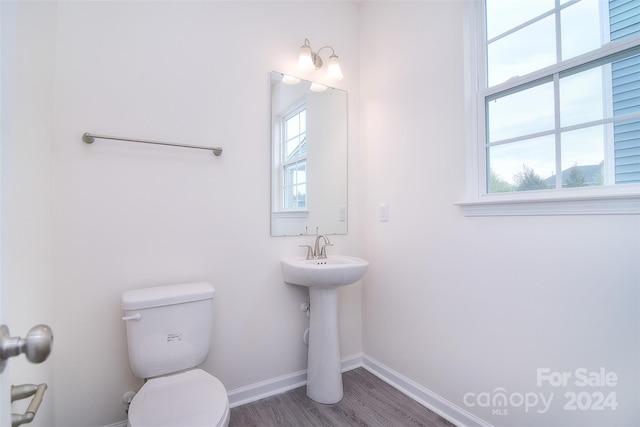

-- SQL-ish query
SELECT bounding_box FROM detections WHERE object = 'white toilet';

[122,282,230,427]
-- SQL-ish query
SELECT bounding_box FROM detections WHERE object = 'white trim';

[226,353,362,408]
[361,355,492,427]
[463,0,485,200]
[227,367,307,409]
[456,186,640,216]
[482,35,640,98]
[340,352,364,372]
[272,210,308,218]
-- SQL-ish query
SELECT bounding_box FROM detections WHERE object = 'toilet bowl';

[122,283,229,427]
[128,369,229,427]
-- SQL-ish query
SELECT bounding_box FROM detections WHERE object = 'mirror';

[270,71,348,236]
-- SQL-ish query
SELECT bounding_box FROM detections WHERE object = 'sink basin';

[281,255,369,288]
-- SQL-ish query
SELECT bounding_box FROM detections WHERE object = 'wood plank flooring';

[229,368,456,427]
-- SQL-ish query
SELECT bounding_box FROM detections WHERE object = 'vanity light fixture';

[297,38,344,81]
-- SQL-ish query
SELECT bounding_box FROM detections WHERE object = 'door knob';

[0,325,53,373]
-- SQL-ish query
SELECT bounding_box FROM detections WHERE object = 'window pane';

[487,15,556,86]
[560,126,606,187]
[284,161,306,187]
[284,108,307,161]
[486,0,554,40]
[487,80,554,142]
[559,66,606,128]
[286,115,299,137]
[488,136,555,192]
[300,110,306,133]
[285,136,299,160]
[283,161,306,209]
[561,0,606,61]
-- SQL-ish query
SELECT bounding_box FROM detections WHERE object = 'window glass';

[285,109,306,160]
[485,0,554,40]
[487,80,554,142]
[482,0,640,193]
[488,136,555,192]
[560,126,607,187]
[561,0,606,60]
[283,161,306,208]
[559,66,606,128]
[282,108,307,209]
[487,15,556,87]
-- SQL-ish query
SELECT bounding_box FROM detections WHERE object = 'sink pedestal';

[280,255,369,404]
[307,287,343,404]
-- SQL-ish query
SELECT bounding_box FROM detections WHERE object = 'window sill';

[455,187,640,216]
[272,210,308,218]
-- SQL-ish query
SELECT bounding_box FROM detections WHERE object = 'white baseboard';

[361,354,492,427]
[226,352,364,408]
[227,367,307,408]
[108,353,490,427]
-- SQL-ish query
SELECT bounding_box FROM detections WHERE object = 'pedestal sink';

[281,255,369,404]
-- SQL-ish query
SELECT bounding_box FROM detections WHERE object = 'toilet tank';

[122,282,215,379]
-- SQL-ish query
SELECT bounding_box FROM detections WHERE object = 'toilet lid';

[129,369,229,427]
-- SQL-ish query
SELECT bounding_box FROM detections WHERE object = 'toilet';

[122,282,230,427]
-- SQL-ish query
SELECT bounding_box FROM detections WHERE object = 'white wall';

[359,2,640,426]
[48,1,361,425]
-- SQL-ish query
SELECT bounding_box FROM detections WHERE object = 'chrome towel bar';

[82,132,223,156]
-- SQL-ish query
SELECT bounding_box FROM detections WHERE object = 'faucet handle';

[320,243,333,258]
[299,245,314,260]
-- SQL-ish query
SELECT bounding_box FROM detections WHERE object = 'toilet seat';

[128,369,230,427]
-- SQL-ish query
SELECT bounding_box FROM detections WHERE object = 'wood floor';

[229,368,456,427]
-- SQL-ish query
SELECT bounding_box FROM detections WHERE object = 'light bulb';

[298,44,315,72]
[282,75,301,85]
[310,82,328,92]
[326,54,344,81]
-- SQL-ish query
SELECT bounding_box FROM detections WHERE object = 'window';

[281,106,307,210]
[461,0,640,215]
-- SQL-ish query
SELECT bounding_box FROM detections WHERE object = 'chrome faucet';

[300,234,333,260]
[314,234,332,259]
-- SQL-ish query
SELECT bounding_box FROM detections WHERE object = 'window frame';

[459,0,640,216]
[279,103,308,212]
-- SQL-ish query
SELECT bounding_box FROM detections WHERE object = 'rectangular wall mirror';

[270,71,348,237]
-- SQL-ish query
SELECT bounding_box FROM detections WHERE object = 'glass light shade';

[309,82,328,92]
[282,74,301,85]
[298,45,316,72]
[326,55,344,81]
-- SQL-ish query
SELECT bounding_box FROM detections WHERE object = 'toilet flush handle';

[122,313,142,321]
